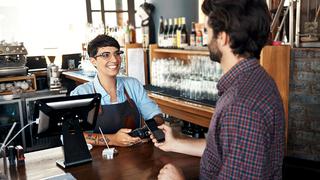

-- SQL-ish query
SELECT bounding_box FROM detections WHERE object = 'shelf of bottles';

[149,52,223,107]
[158,16,208,49]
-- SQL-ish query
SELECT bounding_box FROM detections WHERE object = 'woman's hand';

[150,124,176,152]
[110,128,141,147]
[158,163,184,180]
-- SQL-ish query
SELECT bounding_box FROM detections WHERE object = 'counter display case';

[0,89,67,152]
[148,44,220,127]
[0,99,25,148]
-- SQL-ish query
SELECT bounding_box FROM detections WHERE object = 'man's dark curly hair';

[87,34,120,58]
[202,0,271,59]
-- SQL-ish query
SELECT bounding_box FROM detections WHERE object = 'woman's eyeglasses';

[94,50,124,61]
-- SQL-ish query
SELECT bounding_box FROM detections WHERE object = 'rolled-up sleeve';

[126,78,162,120]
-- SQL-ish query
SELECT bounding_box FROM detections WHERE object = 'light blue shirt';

[70,75,162,120]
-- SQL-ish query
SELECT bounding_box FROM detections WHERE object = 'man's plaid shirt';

[200,58,285,180]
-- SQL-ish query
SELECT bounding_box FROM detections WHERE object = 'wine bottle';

[163,18,169,48]
[180,17,188,48]
[190,22,196,46]
[172,18,179,48]
[168,18,174,48]
[158,16,165,47]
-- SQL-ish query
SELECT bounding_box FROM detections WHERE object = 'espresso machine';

[0,41,28,77]
[47,56,61,90]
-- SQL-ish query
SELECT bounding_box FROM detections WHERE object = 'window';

[86,0,145,42]
[86,0,142,28]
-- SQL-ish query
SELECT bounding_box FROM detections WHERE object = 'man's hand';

[110,128,141,147]
[158,163,184,180]
[150,124,176,152]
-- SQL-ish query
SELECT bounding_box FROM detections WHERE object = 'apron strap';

[123,88,135,108]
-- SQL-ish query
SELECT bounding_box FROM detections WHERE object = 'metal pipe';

[289,0,294,47]
[275,7,290,41]
[271,0,286,32]
[295,0,301,47]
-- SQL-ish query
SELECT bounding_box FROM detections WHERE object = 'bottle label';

[190,35,196,46]
[177,30,181,48]
[196,36,203,47]
[158,34,164,47]
[181,34,187,44]
[181,34,188,47]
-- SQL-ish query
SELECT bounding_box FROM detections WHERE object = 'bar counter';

[1,142,200,179]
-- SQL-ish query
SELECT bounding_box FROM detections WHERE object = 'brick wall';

[288,48,320,161]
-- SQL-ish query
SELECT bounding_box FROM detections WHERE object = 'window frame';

[86,0,136,28]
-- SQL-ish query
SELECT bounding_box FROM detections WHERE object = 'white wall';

[0,0,87,61]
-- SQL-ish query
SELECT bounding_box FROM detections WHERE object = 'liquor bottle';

[203,27,208,46]
[129,24,136,43]
[125,22,130,44]
[158,16,165,47]
[168,18,174,48]
[172,18,179,48]
[196,30,203,47]
[192,125,205,138]
[163,18,169,48]
[190,22,196,46]
[176,17,182,48]
[186,122,194,137]
[180,17,188,48]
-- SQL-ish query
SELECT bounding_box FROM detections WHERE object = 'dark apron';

[93,87,141,134]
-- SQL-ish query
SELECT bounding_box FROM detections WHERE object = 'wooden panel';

[260,45,290,146]
[32,70,47,77]
[150,44,209,61]
[149,93,214,128]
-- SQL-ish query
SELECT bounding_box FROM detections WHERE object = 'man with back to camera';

[151,0,285,179]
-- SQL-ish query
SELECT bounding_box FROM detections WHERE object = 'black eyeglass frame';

[94,50,124,60]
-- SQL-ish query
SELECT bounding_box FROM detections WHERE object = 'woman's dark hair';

[87,34,120,57]
[202,0,271,59]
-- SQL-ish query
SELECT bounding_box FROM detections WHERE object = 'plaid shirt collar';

[217,57,259,96]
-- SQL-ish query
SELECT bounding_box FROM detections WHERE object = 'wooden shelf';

[148,93,214,128]
[150,44,209,61]
[0,74,37,95]
[153,48,209,56]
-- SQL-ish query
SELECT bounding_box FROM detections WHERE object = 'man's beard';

[208,39,222,63]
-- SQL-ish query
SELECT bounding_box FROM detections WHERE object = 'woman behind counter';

[71,35,163,147]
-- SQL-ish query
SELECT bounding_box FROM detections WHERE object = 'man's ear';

[218,31,230,46]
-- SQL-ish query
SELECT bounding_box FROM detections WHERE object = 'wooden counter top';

[62,71,94,84]
[1,142,200,179]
